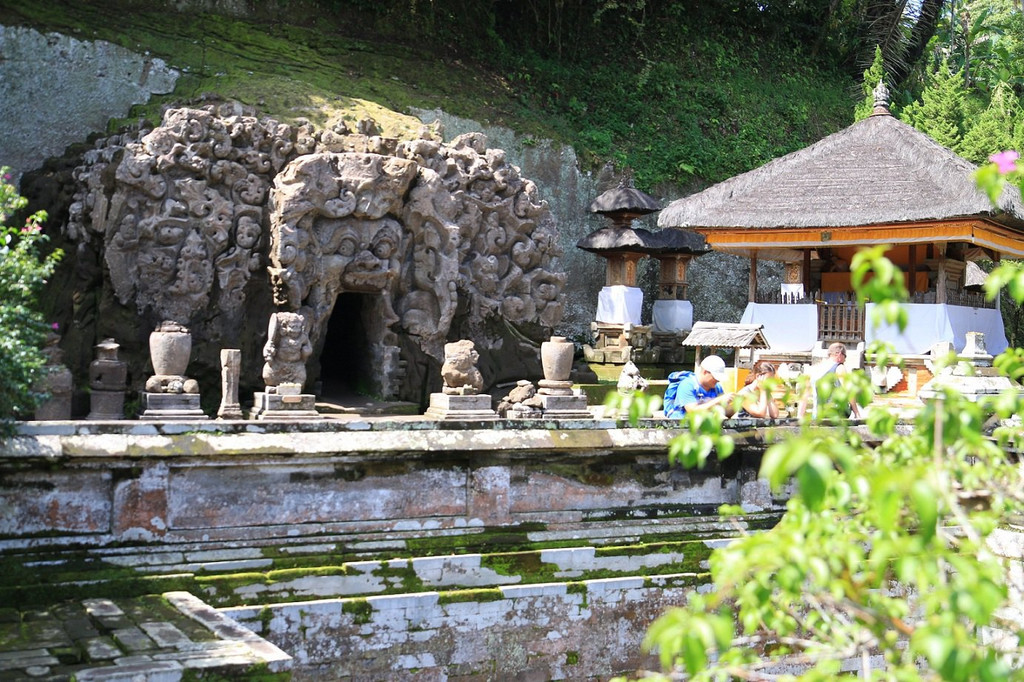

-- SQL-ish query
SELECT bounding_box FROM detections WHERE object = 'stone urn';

[541,336,574,383]
[149,321,192,376]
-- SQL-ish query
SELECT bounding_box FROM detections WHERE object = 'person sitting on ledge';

[735,360,779,419]
[663,355,735,418]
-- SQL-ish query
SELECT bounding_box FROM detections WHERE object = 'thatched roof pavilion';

[658,85,1024,263]
[657,83,1018,357]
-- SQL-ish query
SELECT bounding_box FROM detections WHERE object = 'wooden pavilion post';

[748,251,758,302]
[934,243,947,304]
[908,245,918,296]
[803,249,812,295]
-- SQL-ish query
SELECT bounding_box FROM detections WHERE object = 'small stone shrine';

[424,340,498,420]
[252,311,321,420]
[536,336,591,418]
[577,180,707,366]
[139,321,208,420]
[87,338,127,420]
[34,329,73,420]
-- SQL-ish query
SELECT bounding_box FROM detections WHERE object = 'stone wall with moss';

[0,418,786,679]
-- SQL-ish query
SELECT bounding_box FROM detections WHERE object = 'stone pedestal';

[34,330,73,420]
[252,391,322,420]
[88,391,127,420]
[34,365,73,420]
[537,393,592,418]
[139,392,208,420]
[536,379,591,419]
[424,393,498,421]
[88,338,127,420]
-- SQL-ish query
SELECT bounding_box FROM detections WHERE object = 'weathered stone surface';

[0,26,178,182]
[59,105,566,405]
[227,575,695,680]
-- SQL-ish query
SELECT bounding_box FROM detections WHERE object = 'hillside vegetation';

[0,0,860,192]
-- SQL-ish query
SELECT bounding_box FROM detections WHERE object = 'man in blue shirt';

[663,354,736,418]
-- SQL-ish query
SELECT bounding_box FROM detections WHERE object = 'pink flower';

[51,322,59,331]
[989,150,1020,174]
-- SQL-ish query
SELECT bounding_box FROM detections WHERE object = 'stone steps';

[1,513,779,609]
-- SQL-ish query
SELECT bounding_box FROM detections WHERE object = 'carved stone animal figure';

[440,339,484,395]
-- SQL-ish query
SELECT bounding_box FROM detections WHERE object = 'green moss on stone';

[437,588,504,605]
[566,650,580,665]
[341,598,374,625]
[371,560,425,593]
[266,566,350,582]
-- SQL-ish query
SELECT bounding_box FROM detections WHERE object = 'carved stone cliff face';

[62,105,565,405]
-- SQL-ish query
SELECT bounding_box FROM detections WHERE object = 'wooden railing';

[816,294,864,344]
[758,288,997,309]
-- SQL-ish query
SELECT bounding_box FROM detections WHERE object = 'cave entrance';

[319,293,375,400]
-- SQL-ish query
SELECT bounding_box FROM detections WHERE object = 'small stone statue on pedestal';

[34,329,73,420]
[87,338,127,420]
[424,340,497,420]
[252,311,321,420]
[139,321,208,420]
[217,348,244,419]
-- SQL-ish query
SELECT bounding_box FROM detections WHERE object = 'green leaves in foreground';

[640,247,1024,681]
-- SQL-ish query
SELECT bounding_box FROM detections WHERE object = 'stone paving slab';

[0,592,291,681]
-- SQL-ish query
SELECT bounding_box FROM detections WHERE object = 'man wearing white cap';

[663,354,736,418]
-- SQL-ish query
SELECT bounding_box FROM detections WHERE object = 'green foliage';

[959,83,1020,163]
[0,167,62,424]
[640,247,1024,680]
[899,60,966,149]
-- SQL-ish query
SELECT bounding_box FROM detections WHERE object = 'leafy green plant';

[0,167,63,423]
[629,244,1024,681]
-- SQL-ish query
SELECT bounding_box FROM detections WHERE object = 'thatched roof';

[681,322,771,349]
[590,181,661,216]
[576,226,708,255]
[657,110,1024,232]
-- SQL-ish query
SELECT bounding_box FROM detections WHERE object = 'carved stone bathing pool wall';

[0,418,786,680]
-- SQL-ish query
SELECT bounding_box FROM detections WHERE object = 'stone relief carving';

[67,106,300,328]
[63,104,566,402]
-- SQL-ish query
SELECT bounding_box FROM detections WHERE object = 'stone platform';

[0,592,290,681]
[0,415,799,680]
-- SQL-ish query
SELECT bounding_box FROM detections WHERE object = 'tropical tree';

[899,59,966,150]
[959,82,1019,163]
